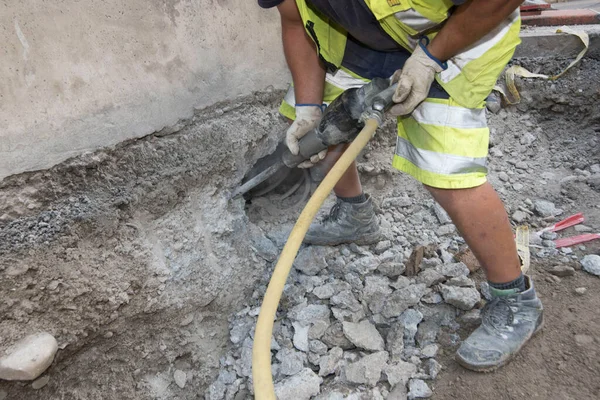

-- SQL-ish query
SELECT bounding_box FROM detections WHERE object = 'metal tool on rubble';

[229,77,397,200]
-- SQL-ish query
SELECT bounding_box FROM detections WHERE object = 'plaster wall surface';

[0,0,289,181]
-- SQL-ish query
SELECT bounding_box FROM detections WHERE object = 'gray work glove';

[286,105,328,168]
[390,43,445,117]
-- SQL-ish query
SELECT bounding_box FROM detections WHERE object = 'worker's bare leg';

[317,144,363,198]
[424,182,521,283]
[426,181,543,372]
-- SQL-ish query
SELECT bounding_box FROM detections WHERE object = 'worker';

[258,0,543,372]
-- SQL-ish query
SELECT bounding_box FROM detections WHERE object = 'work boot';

[304,194,380,246]
[455,275,543,372]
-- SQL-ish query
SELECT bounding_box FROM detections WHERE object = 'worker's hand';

[286,104,327,168]
[390,41,446,117]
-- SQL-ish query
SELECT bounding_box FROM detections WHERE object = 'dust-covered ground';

[1,58,599,400]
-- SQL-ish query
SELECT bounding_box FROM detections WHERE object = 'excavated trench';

[0,58,599,400]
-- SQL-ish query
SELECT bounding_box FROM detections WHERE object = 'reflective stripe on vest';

[440,9,520,84]
[412,102,487,129]
[395,136,488,175]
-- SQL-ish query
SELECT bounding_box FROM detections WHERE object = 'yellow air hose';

[252,118,380,399]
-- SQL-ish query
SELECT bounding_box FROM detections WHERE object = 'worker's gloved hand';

[286,104,327,169]
[390,39,446,117]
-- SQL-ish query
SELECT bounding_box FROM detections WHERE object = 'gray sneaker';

[304,194,381,246]
[455,275,543,372]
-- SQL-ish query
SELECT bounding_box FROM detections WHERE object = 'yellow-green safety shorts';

[279,68,489,189]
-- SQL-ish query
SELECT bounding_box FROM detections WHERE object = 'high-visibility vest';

[295,0,521,108]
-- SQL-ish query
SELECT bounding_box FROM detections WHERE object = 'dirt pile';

[0,58,599,400]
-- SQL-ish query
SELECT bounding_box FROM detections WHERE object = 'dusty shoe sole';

[455,318,544,373]
[303,231,382,246]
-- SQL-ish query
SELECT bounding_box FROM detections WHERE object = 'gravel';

[581,255,600,276]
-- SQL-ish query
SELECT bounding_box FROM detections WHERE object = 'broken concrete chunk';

[420,344,438,358]
[321,322,355,350]
[437,262,470,278]
[378,262,406,278]
[382,284,427,318]
[289,303,331,324]
[309,340,328,356]
[344,351,389,386]
[445,276,476,287]
[342,320,385,351]
[416,269,445,287]
[533,199,562,217]
[408,379,432,399]
[274,368,322,400]
[440,285,481,311]
[308,320,330,340]
[373,240,392,255]
[313,283,336,299]
[318,346,343,377]
[292,322,310,352]
[398,309,423,346]
[581,255,600,276]
[331,290,362,312]
[424,358,442,379]
[384,360,417,387]
[347,256,381,275]
[0,332,58,381]
[31,375,50,390]
[294,246,332,276]
[276,348,306,376]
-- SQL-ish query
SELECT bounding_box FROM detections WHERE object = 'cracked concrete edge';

[515,24,600,59]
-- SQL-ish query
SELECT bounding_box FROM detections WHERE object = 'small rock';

[547,265,575,277]
[520,132,536,146]
[174,370,187,389]
[408,379,432,399]
[386,324,405,359]
[574,287,587,295]
[322,322,354,350]
[420,344,438,358]
[374,240,392,255]
[515,161,528,170]
[289,303,331,324]
[513,183,524,191]
[274,368,322,400]
[574,334,594,346]
[574,224,593,233]
[437,262,470,278]
[498,171,510,182]
[344,351,389,386]
[445,276,476,287]
[384,360,417,387]
[383,196,413,208]
[534,200,562,217]
[378,262,406,279]
[309,340,329,355]
[432,203,452,225]
[331,290,362,312]
[0,332,58,380]
[347,256,381,275]
[309,320,330,340]
[437,224,456,236]
[230,318,254,345]
[416,269,445,287]
[398,309,423,346]
[276,348,306,376]
[293,322,310,352]
[388,384,408,400]
[294,246,332,276]
[382,284,427,318]
[581,255,600,276]
[31,375,50,390]
[421,292,443,304]
[424,358,442,379]
[440,285,481,310]
[512,210,527,223]
[460,309,482,326]
[318,347,343,376]
[541,231,558,240]
[342,320,385,351]
[313,284,336,300]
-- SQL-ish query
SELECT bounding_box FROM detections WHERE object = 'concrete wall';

[0,0,289,181]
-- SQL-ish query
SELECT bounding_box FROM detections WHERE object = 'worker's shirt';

[259,1,457,99]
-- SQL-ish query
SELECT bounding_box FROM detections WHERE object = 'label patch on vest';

[387,0,402,6]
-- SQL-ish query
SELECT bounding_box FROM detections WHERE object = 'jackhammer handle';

[370,82,398,112]
[281,128,326,168]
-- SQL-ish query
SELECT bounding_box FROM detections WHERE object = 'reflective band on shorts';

[412,102,487,129]
[395,136,487,175]
[325,68,368,91]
